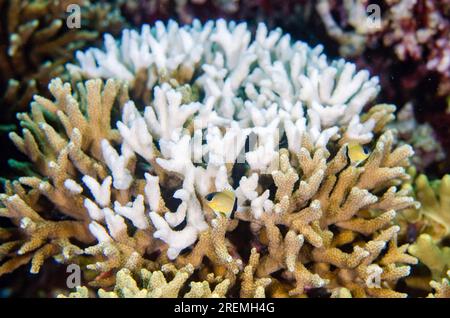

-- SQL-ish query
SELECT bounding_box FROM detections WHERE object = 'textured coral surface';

[1,20,436,298]
[316,0,450,168]
[0,0,124,123]
[0,0,126,191]
[107,0,450,175]
[0,0,449,300]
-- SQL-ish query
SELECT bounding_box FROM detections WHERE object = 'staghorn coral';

[0,0,125,130]
[316,0,450,167]
[1,20,421,297]
[428,270,450,298]
[316,0,450,96]
[408,234,450,281]
[316,0,375,58]
[59,249,269,298]
[396,172,450,294]
[0,78,131,277]
[401,173,450,242]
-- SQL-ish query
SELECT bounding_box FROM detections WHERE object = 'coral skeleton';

[1,20,420,297]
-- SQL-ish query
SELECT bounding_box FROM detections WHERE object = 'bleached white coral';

[82,176,112,207]
[69,19,380,143]
[67,19,385,261]
[149,190,208,259]
[114,195,149,230]
[70,21,209,85]
[117,101,155,162]
[144,84,199,140]
[100,141,134,190]
[1,18,421,299]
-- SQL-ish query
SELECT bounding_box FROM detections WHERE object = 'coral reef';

[428,270,450,298]
[389,103,445,172]
[317,0,450,96]
[316,0,450,168]
[115,1,450,176]
[59,249,269,298]
[0,20,424,298]
[403,173,450,243]
[421,110,450,175]
[0,0,125,130]
[396,172,450,294]
[409,234,449,281]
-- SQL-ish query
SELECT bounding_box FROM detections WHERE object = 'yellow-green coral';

[408,234,450,280]
[397,173,450,294]
[428,270,450,298]
[414,175,450,240]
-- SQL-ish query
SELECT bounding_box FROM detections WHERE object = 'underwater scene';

[0,0,449,299]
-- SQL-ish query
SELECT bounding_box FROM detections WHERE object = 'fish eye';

[363,145,370,155]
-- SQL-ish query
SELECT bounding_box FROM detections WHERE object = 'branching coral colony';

[0,0,124,129]
[316,0,450,102]
[398,171,450,294]
[0,19,432,298]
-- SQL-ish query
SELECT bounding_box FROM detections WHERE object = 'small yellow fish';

[204,189,237,219]
[347,142,370,166]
